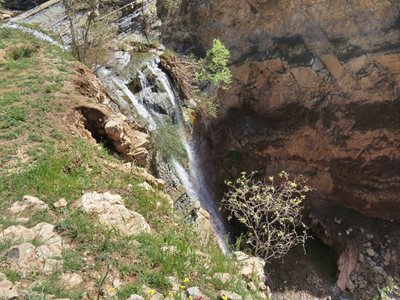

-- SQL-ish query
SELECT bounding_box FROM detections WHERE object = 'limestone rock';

[78,192,150,236]
[196,208,214,243]
[7,242,36,264]
[234,251,266,283]
[53,198,68,209]
[127,295,145,300]
[217,290,242,300]
[366,248,376,257]
[43,259,63,274]
[138,182,153,191]
[61,273,83,288]
[9,195,48,215]
[186,287,206,300]
[112,278,122,288]
[104,114,150,167]
[1,223,63,274]
[0,276,18,299]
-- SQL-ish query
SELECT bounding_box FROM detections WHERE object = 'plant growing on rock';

[197,38,232,90]
[154,123,187,162]
[222,171,310,260]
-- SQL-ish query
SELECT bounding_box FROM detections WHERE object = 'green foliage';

[3,270,21,283]
[164,0,182,15]
[154,123,187,162]
[198,39,232,89]
[116,283,142,299]
[32,272,84,299]
[7,44,39,60]
[62,249,85,272]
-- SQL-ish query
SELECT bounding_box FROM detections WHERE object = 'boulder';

[9,195,48,215]
[0,276,18,299]
[7,242,36,265]
[1,223,64,274]
[78,192,151,236]
[43,259,63,274]
[234,251,266,283]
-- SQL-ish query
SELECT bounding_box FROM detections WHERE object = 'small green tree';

[222,171,310,260]
[198,38,232,89]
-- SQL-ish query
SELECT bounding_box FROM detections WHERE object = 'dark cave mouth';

[77,107,119,156]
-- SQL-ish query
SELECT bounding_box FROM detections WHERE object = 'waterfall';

[146,59,229,253]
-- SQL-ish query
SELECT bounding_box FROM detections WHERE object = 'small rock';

[9,195,48,215]
[247,282,257,291]
[366,248,375,257]
[217,290,242,300]
[186,287,203,299]
[138,182,153,191]
[213,273,232,284]
[234,251,266,282]
[0,277,19,299]
[54,198,68,209]
[0,13,12,20]
[366,234,374,240]
[16,217,29,223]
[346,279,356,291]
[61,273,83,288]
[161,246,177,254]
[43,259,63,274]
[113,278,122,288]
[334,217,342,224]
[127,295,145,300]
[7,242,35,264]
[375,274,385,284]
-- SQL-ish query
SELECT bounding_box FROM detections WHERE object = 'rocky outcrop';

[0,223,64,274]
[9,195,48,215]
[164,0,400,297]
[77,192,151,235]
[168,0,400,221]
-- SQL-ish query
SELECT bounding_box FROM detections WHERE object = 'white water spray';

[146,60,229,253]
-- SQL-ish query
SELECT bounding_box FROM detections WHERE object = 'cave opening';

[77,107,118,156]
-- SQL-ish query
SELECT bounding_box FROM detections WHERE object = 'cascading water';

[146,59,229,253]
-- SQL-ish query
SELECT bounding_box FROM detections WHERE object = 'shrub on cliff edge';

[222,171,310,260]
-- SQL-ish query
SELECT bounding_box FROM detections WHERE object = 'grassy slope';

[0,27,261,299]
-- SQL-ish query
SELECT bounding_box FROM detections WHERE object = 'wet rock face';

[167,0,400,220]
[2,0,47,10]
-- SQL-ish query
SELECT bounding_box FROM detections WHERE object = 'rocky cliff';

[162,0,400,297]
[166,0,400,221]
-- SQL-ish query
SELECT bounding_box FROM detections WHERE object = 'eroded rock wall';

[165,0,400,220]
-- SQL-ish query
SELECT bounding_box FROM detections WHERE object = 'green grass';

[0,27,263,300]
[154,123,187,162]
[32,272,84,300]
[62,249,85,272]
[3,270,21,283]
